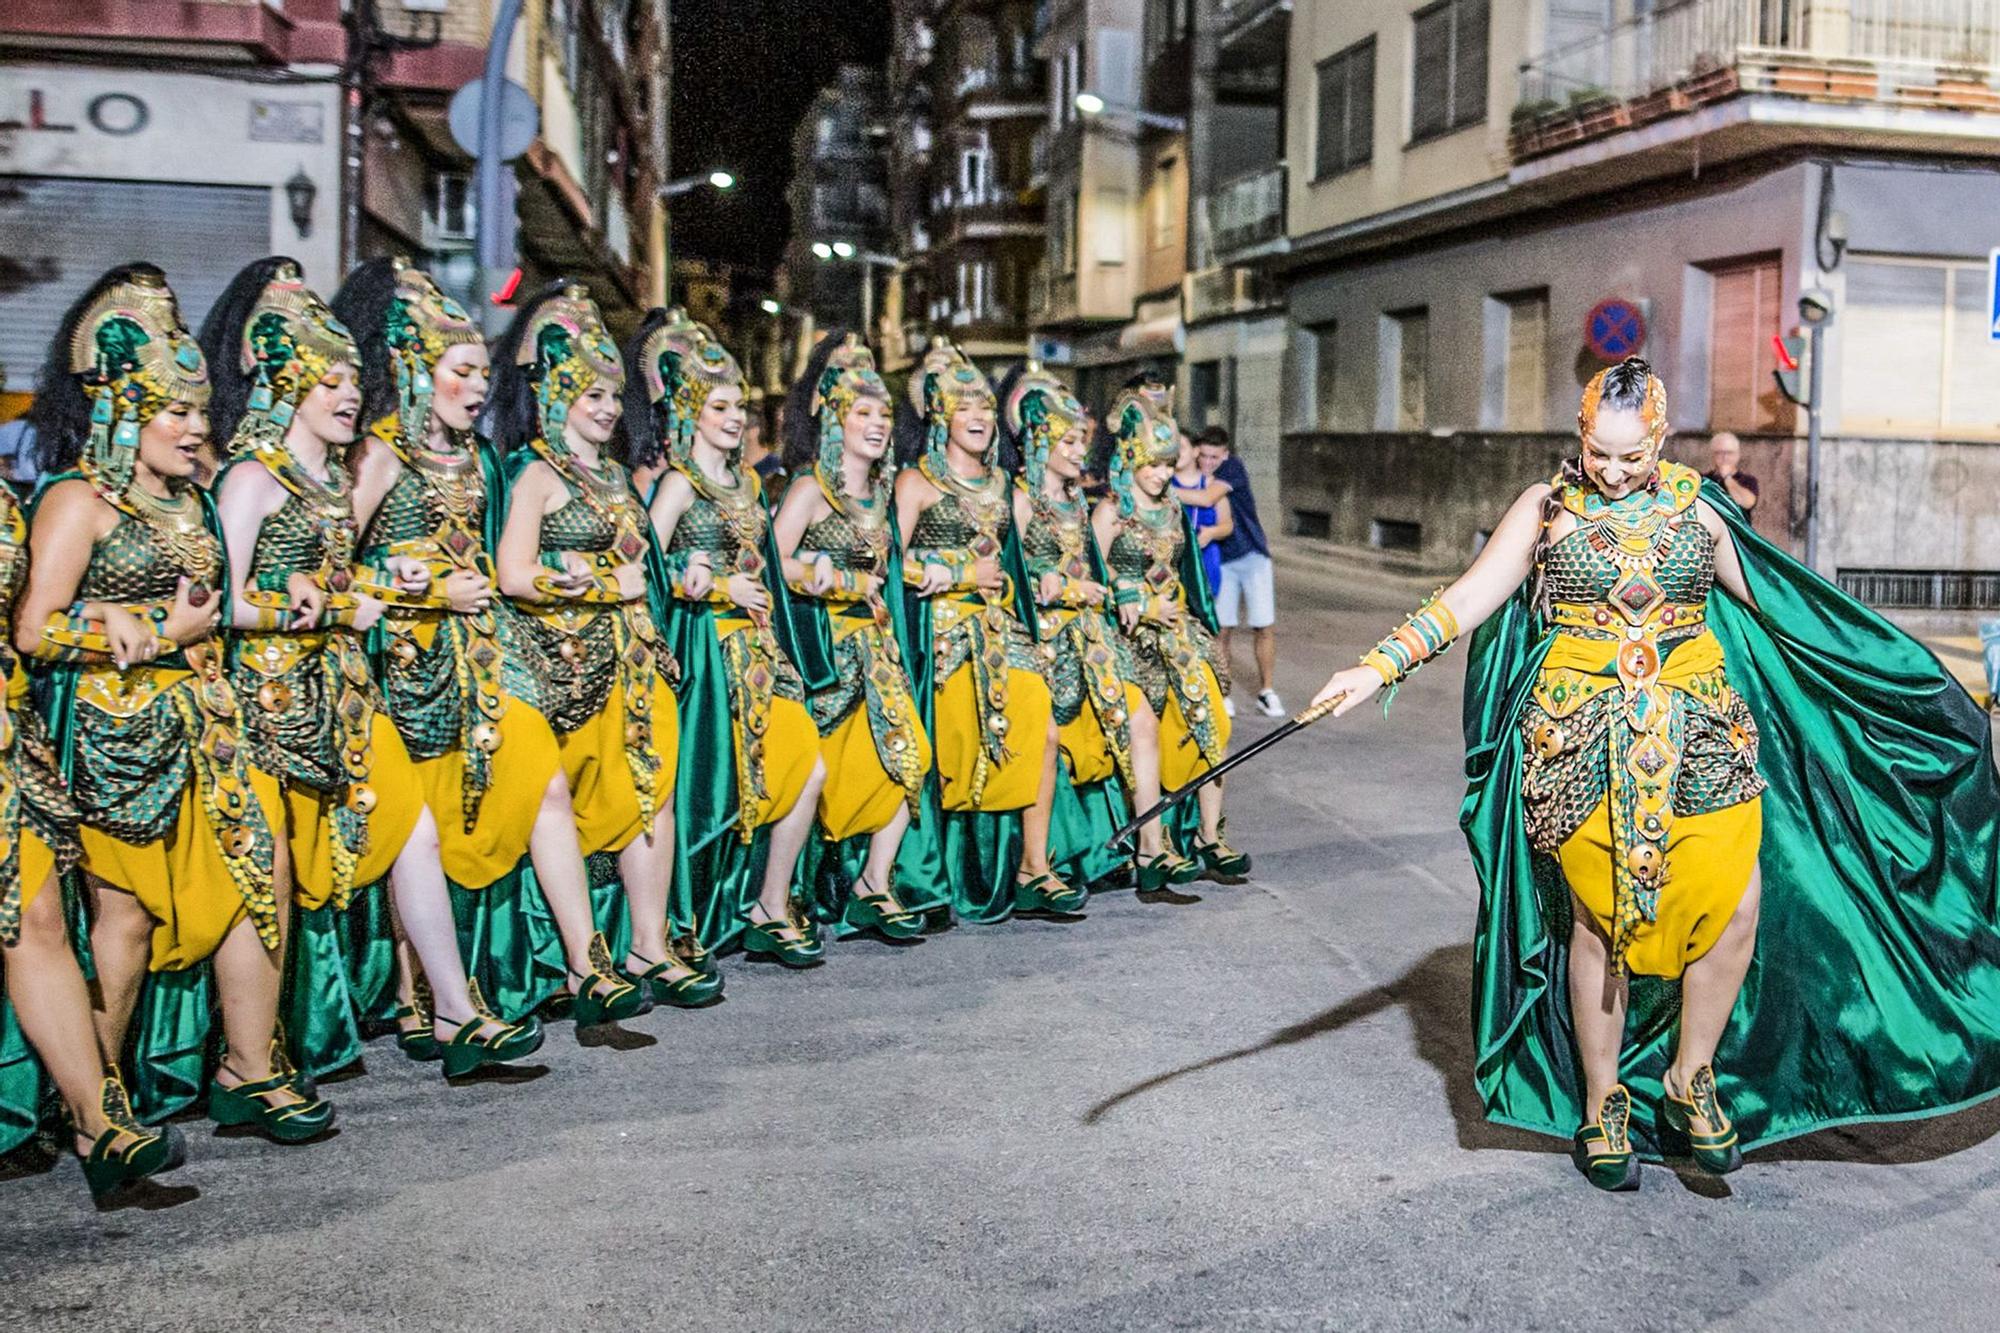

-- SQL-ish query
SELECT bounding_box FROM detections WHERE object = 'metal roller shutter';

[0,177,271,391]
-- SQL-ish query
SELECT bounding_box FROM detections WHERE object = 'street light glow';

[1075,92,1105,115]
[812,241,834,260]
[709,170,736,190]
[832,240,856,258]
[760,298,782,315]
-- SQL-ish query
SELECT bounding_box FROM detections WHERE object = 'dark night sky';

[669,0,891,282]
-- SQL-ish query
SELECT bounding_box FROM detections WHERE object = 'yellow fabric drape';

[81,767,285,971]
[1159,665,1230,791]
[281,713,424,911]
[934,663,1052,813]
[559,674,682,857]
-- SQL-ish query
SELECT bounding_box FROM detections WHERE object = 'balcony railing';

[1197,164,1285,267]
[1515,0,2000,159]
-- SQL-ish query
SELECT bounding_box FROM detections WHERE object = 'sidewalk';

[1271,538,1995,711]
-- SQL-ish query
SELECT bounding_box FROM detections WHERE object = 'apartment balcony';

[932,185,1044,241]
[953,64,1047,119]
[1511,0,2000,164]
[1182,265,1277,325]
[1196,164,1286,268]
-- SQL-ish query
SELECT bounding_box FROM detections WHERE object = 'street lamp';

[660,170,738,200]
[1797,287,1835,571]
[759,298,783,315]
[811,241,834,260]
[831,240,856,259]
[1075,90,1187,133]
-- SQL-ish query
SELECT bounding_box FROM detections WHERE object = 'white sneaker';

[1255,688,1285,718]
[1223,695,1236,718]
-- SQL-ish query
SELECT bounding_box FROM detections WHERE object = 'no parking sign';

[1585,298,1648,361]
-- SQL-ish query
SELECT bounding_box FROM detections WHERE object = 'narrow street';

[6,546,1999,1331]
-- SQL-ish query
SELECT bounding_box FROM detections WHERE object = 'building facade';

[0,0,666,403]
[782,64,893,339]
[1261,0,2000,604]
[886,0,1047,372]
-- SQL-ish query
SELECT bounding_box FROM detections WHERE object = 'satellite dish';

[448,78,540,163]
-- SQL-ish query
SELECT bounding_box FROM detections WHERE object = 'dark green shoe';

[80,1072,182,1202]
[1570,1085,1641,1193]
[437,979,546,1077]
[743,913,826,968]
[629,953,725,1008]
[568,933,650,1027]
[846,881,926,940]
[1193,838,1251,881]
[1136,851,1195,892]
[1662,1064,1743,1175]
[1014,871,1088,916]
[208,1054,335,1144]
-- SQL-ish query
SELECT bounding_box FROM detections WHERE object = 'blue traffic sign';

[1586,298,1647,361]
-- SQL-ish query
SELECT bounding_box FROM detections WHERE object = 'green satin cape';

[1463,482,2000,1156]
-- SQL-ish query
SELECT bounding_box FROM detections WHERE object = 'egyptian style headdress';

[1004,361,1087,497]
[810,333,892,499]
[68,270,210,500]
[383,259,484,447]
[921,344,997,472]
[517,283,624,456]
[641,317,745,469]
[1106,388,1180,517]
[227,262,359,457]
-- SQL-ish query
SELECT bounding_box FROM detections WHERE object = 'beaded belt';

[1550,601,1705,640]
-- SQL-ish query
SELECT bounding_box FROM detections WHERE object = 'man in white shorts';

[1195,427,1283,717]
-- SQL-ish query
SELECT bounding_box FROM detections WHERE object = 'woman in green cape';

[894,339,1072,922]
[488,282,692,1026]
[16,265,296,1155]
[636,316,828,967]
[1002,364,1135,893]
[1312,356,2000,1190]
[1093,391,1246,889]
[770,333,940,941]
[0,265,201,1200]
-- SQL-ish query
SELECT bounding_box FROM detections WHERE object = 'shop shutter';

[1707,255,1792,433]
[0,177,271,391]
[1504,292,1548,430]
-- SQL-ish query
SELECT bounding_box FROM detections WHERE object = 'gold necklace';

[125,481,220,583]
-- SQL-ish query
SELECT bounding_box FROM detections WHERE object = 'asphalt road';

[5,545,2000,1331]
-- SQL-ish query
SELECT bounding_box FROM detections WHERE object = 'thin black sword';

[1110,691,1347,849]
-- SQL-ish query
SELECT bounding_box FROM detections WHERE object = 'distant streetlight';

[1075,90,1185,133]
[661,170,738,200]
[809,242,899,333]
[760,298,783,315]
[811,241,834,260]
[831,240,856,259]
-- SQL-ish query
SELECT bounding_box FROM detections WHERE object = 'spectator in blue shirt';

[1173,433,1230,599]
[0,413,40,486]
[1196,426,1283,717]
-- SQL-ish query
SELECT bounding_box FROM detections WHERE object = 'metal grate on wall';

[1837,568,2000,611]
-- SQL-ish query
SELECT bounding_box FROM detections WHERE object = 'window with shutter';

[1314,38,1376,180]
[1410,0,1489,145]
[1707,256,1792,433]
[1503,291,1548,430]
[1392,309,1430,430]
[1311,320,1339,429]
[1842,257,2000,440]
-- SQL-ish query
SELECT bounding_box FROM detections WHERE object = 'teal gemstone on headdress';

[174,343,203,373]
[91,397,113,427]
[112,415,140,450]
[248,382,275,414]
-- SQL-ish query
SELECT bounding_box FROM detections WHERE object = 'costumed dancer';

[770,333,939,939]
[1310,356,2000,1190]
[1093,391,1247,888]
[489,283,692,1022]
[0,330,176,1200]
[895,340,1066,921]
[17,266,303,1142]
[202,258,542,1086]
[639,317,827,966]
[1004,364,1134,895]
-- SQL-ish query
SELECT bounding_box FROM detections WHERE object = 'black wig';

[779,326,853,475]
[196,255,305,447]
[617,306,674,473]
[482,279,575,456]
[327,256,404,433]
